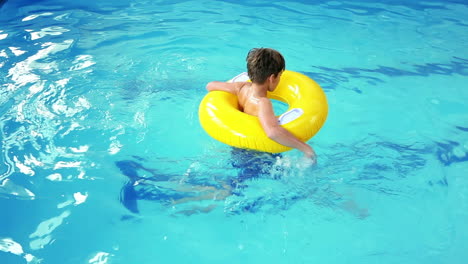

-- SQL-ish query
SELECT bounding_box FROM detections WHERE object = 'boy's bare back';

[236,82,262,116]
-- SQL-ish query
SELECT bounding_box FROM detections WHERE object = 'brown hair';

[246,48,285,83]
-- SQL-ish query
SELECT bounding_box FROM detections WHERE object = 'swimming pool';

[1,0,467,263]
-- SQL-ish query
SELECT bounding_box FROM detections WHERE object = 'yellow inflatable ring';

[199,70,328,153]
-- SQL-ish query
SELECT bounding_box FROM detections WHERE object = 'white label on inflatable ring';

[229,72,250,83]
[278,108,304,125]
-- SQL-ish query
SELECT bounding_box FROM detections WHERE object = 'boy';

[206,48,316,161]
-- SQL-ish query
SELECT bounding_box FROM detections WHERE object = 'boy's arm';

[206,81,245,94]
[258,98,316,160]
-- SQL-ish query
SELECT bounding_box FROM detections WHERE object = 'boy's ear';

[267,74,275,83]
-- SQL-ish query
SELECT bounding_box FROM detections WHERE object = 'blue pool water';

[1,0,468,263]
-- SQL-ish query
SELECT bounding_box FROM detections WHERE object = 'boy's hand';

[298,149,317,169]
[303,145,317,165]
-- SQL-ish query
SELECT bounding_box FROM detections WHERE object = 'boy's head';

[246,48,285,84]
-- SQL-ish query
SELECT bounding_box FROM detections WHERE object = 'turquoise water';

[1,0,468,263]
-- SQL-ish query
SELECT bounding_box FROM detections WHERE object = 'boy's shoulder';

[235,81,251,94]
